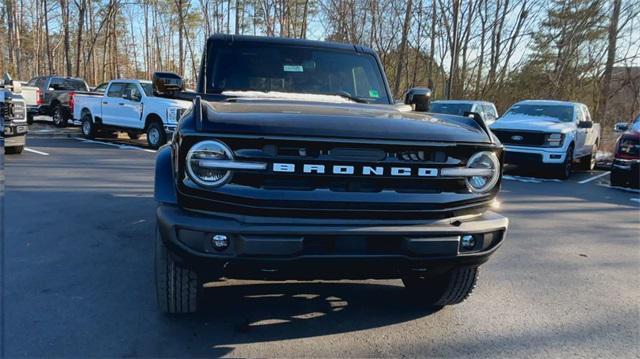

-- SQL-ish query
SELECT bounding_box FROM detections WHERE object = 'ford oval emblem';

[511,135,524,141]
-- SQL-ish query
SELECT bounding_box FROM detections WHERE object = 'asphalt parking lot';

[3,132,639,357]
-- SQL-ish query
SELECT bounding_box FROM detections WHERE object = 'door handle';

[102,101,108,105]
[118,103,125,106]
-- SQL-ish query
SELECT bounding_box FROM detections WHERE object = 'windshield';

[430,103,473,116]
[503,104,574,122]
[141,83,153,96]
[205,43,390,104]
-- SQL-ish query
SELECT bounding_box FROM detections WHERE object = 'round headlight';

[466,151,500,193]
[186,140,234,187]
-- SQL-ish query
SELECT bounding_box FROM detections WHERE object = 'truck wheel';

[127,132,142,140]
[52,105,66,128]
[577,143,597,171]
[81,114,96,139]
[155,228,200,314]
[5,145,24,155]
[547,145,573,179]
[147,122,166,149]
[610,168,626,187]
[27,113,34,125]
[402,266,478,306]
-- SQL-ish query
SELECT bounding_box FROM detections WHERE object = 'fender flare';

[155,146,177,205]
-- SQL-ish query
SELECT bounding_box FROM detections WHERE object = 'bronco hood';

[198,100,492,143]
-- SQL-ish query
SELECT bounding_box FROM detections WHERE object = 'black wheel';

[127,132,142,140]
[27,113,34,125]
[146,121,166,149]
[155,228,200,314]
[548,145,573,179]
[577,143,598,171]
[5,145,24,154]
[610,168,626,187]
[81,113,96,139]
[402,266,478,306]
[52,105,66,127]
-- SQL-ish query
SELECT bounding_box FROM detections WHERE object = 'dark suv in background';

[26,76,89,127]
[611,114,640,188]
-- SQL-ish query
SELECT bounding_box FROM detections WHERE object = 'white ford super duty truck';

[489,100,600,179]
[73,78,191,148]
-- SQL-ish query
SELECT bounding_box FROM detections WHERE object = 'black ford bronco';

[153,35,508,313]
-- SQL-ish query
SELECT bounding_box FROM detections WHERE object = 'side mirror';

[614,122,629,132]
[404,87,432,112]
[578,120,593,129]
[152,72,183,97]
[463,111,484,123]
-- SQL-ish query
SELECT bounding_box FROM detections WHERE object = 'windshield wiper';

[331,92,370,104]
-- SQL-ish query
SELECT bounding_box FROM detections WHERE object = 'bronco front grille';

[177,135,500,219]
[218,138,472,193]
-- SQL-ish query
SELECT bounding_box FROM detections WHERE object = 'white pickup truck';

[489,100,600,179]
[73,79,191,148]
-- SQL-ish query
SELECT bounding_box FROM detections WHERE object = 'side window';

[26,78,38,86]
[36,77,47,88]
[107,83,125,98]
[483,104,497,121]
[125,83,142,101]
[49,78,64,90]
[64,79,88,91]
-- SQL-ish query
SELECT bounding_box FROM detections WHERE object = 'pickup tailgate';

[73,92,103,120]
[21,86,40,107]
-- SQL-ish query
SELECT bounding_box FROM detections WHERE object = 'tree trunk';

[393,0,413,98]
[597,0,621,122]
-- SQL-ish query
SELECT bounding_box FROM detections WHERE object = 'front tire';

[577,143,598,171]
[27,113,34,125]
[5,145,24,154]
[155,228,200,314]
[146,122,166,149]
[548,145,573,179]
[402,266,478,306]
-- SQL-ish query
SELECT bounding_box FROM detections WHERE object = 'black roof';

[206,34,376,55]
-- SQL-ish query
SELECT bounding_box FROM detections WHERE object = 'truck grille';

[491,130,546,146]
[177,136,500,219]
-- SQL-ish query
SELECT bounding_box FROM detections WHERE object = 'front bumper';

[612,159,640,187]
[157,205,509,280]
[3,123,28,147]
[504,145,566,165]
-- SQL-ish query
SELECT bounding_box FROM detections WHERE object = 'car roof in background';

[513,99,582,107]
[431,100,494,105]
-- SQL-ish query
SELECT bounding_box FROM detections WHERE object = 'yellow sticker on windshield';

[369,89,379,98]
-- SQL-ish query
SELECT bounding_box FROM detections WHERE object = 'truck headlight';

[186,140,234,187]
[465,151,500,193]
[544,133,564,147]
[166,107,181,123]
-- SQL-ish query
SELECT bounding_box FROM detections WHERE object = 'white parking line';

[578,171,610,184]
[73,137,156,153]
[24,148,50,156]
[503,175,563,183]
